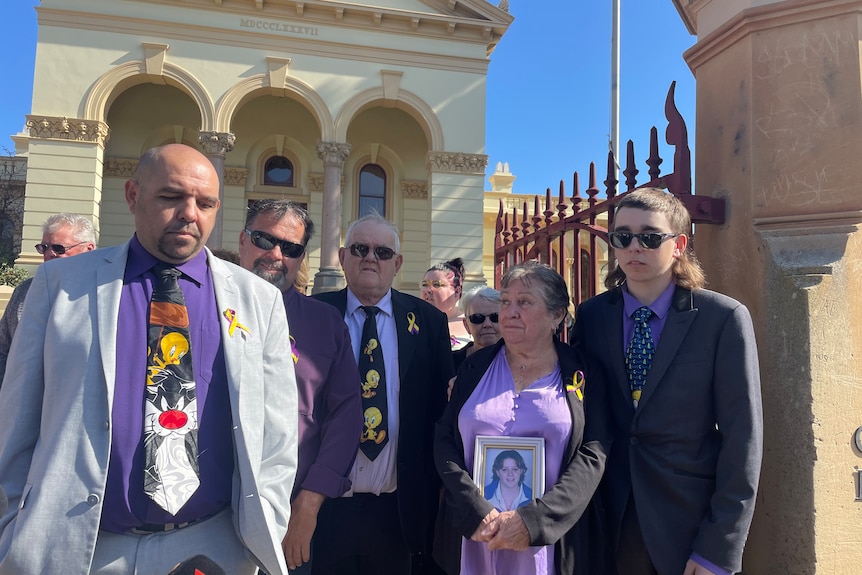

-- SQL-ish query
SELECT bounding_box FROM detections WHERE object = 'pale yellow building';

[13,0,512,293]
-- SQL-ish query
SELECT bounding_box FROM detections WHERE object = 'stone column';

[198,130,235,250]
[312,141,351,294]
[677,1,862,572]
[17,115,109,271]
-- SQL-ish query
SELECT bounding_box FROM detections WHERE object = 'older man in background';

[238,199,361,573]
[0,213,96,380]
[312,213,454,575]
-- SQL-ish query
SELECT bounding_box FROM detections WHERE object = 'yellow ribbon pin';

[407,312,419,335]
[223,308,250,337]
[566,370,585,402]
[289,335,298,364]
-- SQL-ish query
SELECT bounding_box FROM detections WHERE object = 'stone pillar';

[17,115,109,271]
[198,130,236,250]
[426,151,488,290]
[312,141,351,294]
[677,1,862,572]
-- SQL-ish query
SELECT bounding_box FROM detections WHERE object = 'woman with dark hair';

[434,261,611,575]
[422,258,472,350]
[484,450,532,512]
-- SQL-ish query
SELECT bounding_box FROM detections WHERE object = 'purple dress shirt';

[457,347,572,575]
[283,285,361,498]
[101,237,232,532]
[621,280,676,352]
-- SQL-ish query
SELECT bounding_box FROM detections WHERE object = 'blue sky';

[0,1,695,196]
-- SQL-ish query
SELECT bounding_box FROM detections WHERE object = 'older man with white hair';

[0,213,96,380]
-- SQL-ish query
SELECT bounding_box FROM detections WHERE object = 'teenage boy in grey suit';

[573,188,762,575]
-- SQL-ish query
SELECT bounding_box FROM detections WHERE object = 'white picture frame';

[473,435,545,511]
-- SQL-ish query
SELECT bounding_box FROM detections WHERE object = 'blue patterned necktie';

[626,306,654,409]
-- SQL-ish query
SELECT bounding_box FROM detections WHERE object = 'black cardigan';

[433,339,613,574]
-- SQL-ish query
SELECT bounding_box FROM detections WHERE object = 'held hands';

[470,508,500,542]
[282,489,326,570]
[683,559,720,575]
[482,511,531,551]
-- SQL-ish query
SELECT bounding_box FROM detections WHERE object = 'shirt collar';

[125,234,209,286]
[622,280,676,320]
[346,288,393,319]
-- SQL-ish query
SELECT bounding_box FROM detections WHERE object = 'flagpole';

[610,0,621,181]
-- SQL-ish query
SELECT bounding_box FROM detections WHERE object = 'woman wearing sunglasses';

[452,286,502,371]
[434,261,611,575]
[421,258,472,350]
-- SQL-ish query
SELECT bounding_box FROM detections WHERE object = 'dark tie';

[358,306,388,460]
[626,306,655,409]
[143,264,200,514]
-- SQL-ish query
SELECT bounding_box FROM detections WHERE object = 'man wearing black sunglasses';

[238,199,362,574]
[0,213,96,381]
[313,213,455,575]
[573,188,762,575]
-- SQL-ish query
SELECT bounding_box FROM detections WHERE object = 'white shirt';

[343,288,400,495]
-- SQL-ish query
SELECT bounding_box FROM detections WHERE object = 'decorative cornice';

[199,131,236,155]
[401,180,428,199]
[103,157,139,178]
[224,167,249,186]
[426,151,488,174]
[26,115,110,146]
[37,4,508,74]
[307,173,324,192]
[684,0,862,71]
[317,142,351,166]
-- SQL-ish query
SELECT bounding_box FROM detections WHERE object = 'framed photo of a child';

[473,436,545,511]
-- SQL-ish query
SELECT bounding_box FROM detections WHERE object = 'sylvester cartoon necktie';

[358,306,388,459]
[143,264,200,514]
[626,306,654,409]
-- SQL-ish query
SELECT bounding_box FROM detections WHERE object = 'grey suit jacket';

[0,242,298,575]
[0,277,33,382]
[573,286,762,575]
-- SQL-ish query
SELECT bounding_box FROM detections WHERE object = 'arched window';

[358,164,386,217]
[263,156,294,187]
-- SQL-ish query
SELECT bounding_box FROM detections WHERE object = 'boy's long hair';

[604,188,706,291]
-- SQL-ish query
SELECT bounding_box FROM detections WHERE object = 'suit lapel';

[96,243,130,411]
[637,287,696,411]
[391,290,417,384]
[603,293,632,405]
[209,254,243,400]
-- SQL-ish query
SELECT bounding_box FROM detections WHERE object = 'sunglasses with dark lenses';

[348,243,396,261]
[608,232,679,250]
[35,241,87,255]
[244,228,305,258]
[468,313,499,324]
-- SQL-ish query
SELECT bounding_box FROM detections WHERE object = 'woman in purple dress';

[434,261,611,575]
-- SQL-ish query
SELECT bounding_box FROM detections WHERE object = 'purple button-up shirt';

[621,280,676,352]
[101,237,232,532]
[284,285,361,499]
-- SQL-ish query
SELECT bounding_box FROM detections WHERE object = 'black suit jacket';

[313,288,455,554]
[433,339,612,575]
[573,286,762,575]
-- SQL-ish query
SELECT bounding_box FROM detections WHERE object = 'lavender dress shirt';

[101,237,232,532]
